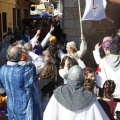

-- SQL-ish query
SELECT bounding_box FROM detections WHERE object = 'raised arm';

[40,26,54,48]
[77,36,87,58]
[28,51,45,74]
[93,43,102,65]
[30,30,40,48]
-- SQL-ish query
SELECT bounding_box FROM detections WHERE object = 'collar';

[7,61,18,66]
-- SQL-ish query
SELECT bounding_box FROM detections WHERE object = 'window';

[2,12,7,33]
[13,8,16,29]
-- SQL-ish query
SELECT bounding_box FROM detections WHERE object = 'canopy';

[30,9,52,17]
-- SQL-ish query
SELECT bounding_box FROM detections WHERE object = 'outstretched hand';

[50,26,54,33]
[36,30,41,35]
[81,35,85,41]
[95,43,101,50]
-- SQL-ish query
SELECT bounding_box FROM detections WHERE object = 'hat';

[49,36,57,43]
[66,41,77,51]
[102,40,113,49]
[67,65,84,81]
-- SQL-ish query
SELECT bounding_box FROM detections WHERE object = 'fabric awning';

[30,0,40,4]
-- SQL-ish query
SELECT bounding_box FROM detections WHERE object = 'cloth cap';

[67,65,84,81]
[102,40,113,49]
[49,36,57,43]
[66,41,77,51]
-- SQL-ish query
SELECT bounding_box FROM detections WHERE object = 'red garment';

[98,99,117,120]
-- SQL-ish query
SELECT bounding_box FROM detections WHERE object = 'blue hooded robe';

[0,63,42,120]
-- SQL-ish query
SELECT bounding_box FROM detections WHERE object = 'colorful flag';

[82,0,107,21]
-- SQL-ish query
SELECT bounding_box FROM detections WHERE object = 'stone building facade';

[63,0,120,68]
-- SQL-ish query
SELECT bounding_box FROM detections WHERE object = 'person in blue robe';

[0,46,42,120]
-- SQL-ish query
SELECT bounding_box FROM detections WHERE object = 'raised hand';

[95,43,101,50]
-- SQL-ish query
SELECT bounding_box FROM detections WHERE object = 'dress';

[0,62,42,120]
[98,99,117,120]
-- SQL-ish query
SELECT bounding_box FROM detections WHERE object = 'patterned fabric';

[54,80,96,111]
[0,63,42,120]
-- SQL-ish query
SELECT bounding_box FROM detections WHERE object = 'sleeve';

[58,49,64,59]
[43,95,58,120]
[77,40,87,58]
[95,72,105,88]
[28,52,45,74]
[30,34,39,48]
[93,49,101,65]
[41,32,52,48]
[59,67,69,79]
[24,64,36,87]
[77,59,86,69]
[28,51,42,61]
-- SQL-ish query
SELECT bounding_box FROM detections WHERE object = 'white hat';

[67,41,77,51]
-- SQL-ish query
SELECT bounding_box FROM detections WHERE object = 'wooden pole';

[78,0,84,40]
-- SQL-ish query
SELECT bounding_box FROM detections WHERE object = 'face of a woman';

[44,53,53,62]
[66,46,73,54]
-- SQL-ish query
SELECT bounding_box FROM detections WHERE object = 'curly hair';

[40,62,56,80]
[103,80,116,99]
[84,79,95,92]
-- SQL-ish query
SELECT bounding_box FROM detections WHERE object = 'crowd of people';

[0,18,120,120]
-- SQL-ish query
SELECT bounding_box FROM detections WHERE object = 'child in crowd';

[59,56,78,84]
[84,67,98,96]
[84,79,95,94]
[98,80,120,120]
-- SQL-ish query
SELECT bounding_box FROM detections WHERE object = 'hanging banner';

[82,0,107,21]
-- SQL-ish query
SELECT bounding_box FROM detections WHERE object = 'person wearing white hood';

[95,42,120,98]
[44,65,109,120]
[58,37,87,69]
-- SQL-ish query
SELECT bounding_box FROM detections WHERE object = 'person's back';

[98,99,117,120]
[0,34,10,67]
[95,42,120,96]
[98,80,118,120]
[0,46,42,120]
[44,65,109,120]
